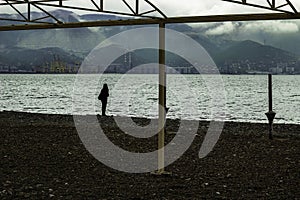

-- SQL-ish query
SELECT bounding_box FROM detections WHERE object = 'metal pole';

[2,13,300,31]
[272,0,276,8]
[100,0,103,10]
[265,74,276,140]
[27,1,30,21]
[136,0,139,15]
[158,22,166,174]
[268,74,272,111]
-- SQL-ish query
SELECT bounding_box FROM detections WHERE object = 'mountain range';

[0,10,299,74]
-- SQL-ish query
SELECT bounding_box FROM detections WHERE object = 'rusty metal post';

[158,22,166,174]
[265,74,276,140]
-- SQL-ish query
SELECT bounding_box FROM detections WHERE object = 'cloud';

[201,20,299,37]
[149,0,267,17]
[205,22,235,35]
[241,21,299,34]
[145,0,300,17]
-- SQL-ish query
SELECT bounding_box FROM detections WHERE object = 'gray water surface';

[0,74,299,124]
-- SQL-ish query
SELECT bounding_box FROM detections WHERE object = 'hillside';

[0,10,299,74]
[0,46,81,72]
[214,40,299,73]
[217,40,295,61]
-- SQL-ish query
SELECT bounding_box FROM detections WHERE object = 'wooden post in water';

[158,22,166,174]
[265,74,276,140]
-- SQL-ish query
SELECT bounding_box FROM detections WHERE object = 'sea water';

[0,74,299,124]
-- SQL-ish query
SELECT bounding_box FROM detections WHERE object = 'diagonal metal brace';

[223,0,298,14]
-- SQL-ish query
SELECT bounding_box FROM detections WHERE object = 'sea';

[0,74,299,124]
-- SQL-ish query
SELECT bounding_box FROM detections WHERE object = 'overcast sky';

[1,0,300,46]
[149,0,300,16]
[0,0,300,16]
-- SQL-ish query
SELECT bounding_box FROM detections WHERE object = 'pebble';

[24,193,30,198]
[4,181,12,186]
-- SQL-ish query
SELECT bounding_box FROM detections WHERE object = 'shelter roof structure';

[0,0,299,31]
[0,0,299,174]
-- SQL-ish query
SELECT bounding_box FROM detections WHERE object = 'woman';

[98,83,109,116]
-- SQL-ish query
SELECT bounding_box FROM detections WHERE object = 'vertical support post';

[272,0,276,8]
[100,0,103,11]
[158,22,166,174]
[27,1,30,21]
[265,74,276,140]
[136,0,139,15]
[268,74,272,111]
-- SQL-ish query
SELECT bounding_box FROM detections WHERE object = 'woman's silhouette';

[98,83,109,116]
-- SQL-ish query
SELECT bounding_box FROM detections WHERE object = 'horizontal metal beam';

[0,13,300,31]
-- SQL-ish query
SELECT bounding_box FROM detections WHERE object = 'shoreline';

[1,111,299,199]
[1,72,300,75]
[1,110,300,126]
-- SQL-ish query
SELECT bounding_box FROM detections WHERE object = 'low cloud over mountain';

[193,20,300,56]
[0,10,299,74]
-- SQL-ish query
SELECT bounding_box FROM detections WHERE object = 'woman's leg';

[101,99,107,116]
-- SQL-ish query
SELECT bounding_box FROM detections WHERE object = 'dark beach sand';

[0,111,299,199]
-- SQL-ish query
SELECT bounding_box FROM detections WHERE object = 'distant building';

[285,67,295,74]
[270,67,283,74]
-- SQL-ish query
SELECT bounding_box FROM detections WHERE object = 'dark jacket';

[98,85,109,101]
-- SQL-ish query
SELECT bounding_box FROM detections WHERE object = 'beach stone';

[18,191,24,195]
[1,111,299,199]
[24,193,30,198]
[3,181,12,186]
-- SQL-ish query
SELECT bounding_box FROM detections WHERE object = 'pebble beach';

[0,111,299,199]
